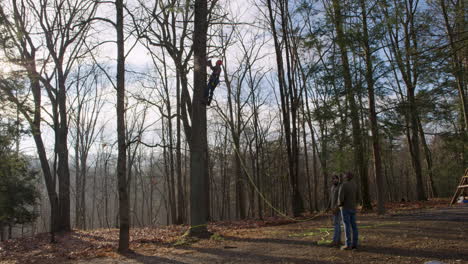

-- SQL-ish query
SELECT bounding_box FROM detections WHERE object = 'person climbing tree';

[203,59,222,105]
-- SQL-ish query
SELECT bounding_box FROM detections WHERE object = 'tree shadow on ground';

[388,207,468,222]
[221,235,324,247]
[362,224,464,242]
[124,251,189,264]
[218,234,468,262]
[0,231,97,264]
[359,245,468,261]
[185,247,344,264]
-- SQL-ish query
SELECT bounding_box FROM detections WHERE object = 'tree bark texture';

[188,0,210,238]
[116,0,130,252]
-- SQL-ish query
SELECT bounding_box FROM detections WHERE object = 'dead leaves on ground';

[0,198,452,264]
[384,198,450,214]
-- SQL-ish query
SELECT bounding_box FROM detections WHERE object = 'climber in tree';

[203,59,222,106]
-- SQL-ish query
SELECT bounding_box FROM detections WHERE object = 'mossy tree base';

[184,225,212,239]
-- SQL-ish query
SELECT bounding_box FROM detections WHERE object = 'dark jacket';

[339,179,357,210]
[208,61,221,78]
[330,183,341,210]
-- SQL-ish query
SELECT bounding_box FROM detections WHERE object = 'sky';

[5,0,278,159]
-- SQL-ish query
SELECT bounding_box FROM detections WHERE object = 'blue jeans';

[341,208,358,247]
[332,211,341,243]
[205,77,219,98]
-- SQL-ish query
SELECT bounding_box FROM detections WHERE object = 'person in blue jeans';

[339,172,358,250]
[329,174,342,247]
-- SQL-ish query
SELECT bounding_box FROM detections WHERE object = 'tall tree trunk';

[33,131,60,236]
[80,154,87,229]
[417,118,437,197]
[116,0,130,252]
[74,78,86,230]
[221,41,247,220]
[281,0,303,216]
[266,0,304,216]
[162,59,177,225]
[187,0,210,237]
[75,113,83,229]
[407,80,426,201]
[304,87,319,211]
[234,143,246,219]
[331,0,372,210]
[252,91,263,219]
[6,76,61,237]
[57,71,71,231]
[382,0,427,201]
[225,75,246,219]
[302,110,313,212]
[176,72,186,224]
[161,121,173,224]
[359,0,385,214]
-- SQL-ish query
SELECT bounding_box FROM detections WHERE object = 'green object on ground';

[288,231,318,237]
[210,233,224,241]
[317,239,333,245]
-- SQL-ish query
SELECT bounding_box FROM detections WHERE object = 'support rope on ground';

[232,143,326,223]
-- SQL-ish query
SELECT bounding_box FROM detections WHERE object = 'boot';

[329,241,341,247]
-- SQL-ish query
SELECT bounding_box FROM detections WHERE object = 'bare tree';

[328,0,372,209]
[265,0,305,216]
[132,0,194,225]
[358,0,385,214]
[69,65,105,229]
[381,0,427,201]
[0,0,98,233]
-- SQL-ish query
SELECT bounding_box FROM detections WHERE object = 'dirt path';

[69,207,468,264]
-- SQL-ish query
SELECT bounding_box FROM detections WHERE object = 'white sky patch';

[8,0,324,161]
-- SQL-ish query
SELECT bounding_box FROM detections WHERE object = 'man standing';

[339,172,358,250]
[329,174,342,247]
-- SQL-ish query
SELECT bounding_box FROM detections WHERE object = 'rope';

[232,143,326,223]
[209,107,327,223]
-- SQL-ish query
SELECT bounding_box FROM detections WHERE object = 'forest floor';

[1,199,467,264]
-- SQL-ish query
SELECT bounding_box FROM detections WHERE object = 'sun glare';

[0,61,17,77]
[1,63,12,74]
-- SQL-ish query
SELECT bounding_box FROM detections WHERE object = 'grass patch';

[317,227,333,232]
[210,233,224,241]
[317,239,332,245]
[288,227,333,238]
[288,231,318,237]
[287,223,383,240]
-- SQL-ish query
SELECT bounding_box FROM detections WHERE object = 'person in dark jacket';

[339,172,359,250]
[329,174,343,247]
[203,59,222,105]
